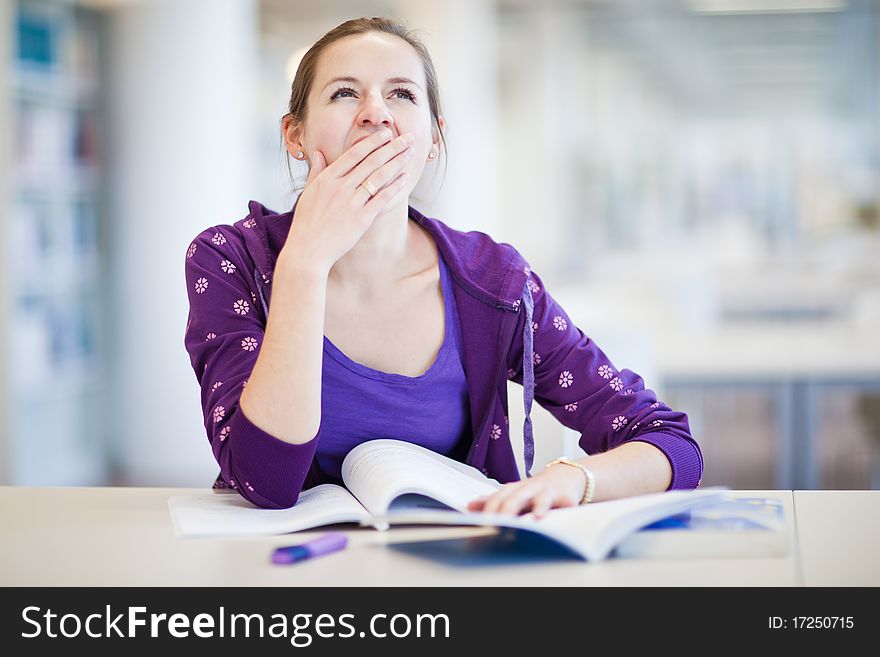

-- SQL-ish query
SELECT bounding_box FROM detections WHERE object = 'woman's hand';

[281,129,415,274]
[467,463,588,519]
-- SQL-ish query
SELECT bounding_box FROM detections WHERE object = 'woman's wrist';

[277,245,331,283]
[545,457,595,504]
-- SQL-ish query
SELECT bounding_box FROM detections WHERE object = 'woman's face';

[289,32,442,177]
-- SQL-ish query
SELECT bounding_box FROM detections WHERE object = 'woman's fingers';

[530,490,556,519]
[348,133,413,191]
[367,147,413,197]
[355,149,411,205]
[481,483,530,515]
[308,130,411,208]
[498,488,537,515]
[324,129,394,178]
[472,481,575,517]
[306,150,326,184]
[477,486,515,515]
[364,171,410,210]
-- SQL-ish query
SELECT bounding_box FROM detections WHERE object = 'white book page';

[514,489,729,560]
[168,484,369,538]
[341,440,502,517]
[373,488,730,561]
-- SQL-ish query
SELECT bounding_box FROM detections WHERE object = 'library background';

[1,0,879,491]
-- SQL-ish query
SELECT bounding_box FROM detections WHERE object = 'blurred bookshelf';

[4,0,108,484]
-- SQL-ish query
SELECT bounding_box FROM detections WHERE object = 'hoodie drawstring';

[521,282,535,477]
[254,270,270,318]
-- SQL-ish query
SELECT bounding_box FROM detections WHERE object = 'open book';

[169,439,729,561]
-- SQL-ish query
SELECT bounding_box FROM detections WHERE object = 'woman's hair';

[283,17,447,196]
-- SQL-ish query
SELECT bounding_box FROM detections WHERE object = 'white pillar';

[497,6,590,277]
[106,0,260,485]
[394,0,501,237]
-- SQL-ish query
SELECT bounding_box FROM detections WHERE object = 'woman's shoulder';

[413,209,527,270]
[185,221,250,263]
[185,200,284,269]
[412,210,531,307]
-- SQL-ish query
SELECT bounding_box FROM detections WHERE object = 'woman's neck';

[327,201,415,291]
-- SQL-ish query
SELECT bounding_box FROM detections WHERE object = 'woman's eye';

[330,87,416,102]
[393,88,416,102]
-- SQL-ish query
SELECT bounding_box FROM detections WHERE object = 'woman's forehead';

[314,32,426,87]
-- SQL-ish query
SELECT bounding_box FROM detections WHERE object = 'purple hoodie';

[184,201,703,509]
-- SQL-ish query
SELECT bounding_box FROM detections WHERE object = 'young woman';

[184,17,703,515]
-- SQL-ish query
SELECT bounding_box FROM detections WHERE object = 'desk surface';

[1,487,877,586]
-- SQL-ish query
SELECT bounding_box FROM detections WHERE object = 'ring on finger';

[359,178,379,196]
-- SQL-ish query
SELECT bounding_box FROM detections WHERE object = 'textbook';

[613,495,791,559]
[168,439,729,561]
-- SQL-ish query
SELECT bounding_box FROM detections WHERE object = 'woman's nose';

[357,94,393,128]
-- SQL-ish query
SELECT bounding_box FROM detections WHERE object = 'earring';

[295,150,304,159]
[428,150,436,160]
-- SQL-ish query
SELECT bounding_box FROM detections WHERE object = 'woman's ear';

[433,115,446,151]
[282,114,305,160]
[428,115,446,161]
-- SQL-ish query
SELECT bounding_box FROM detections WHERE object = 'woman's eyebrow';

[320,76,423,91]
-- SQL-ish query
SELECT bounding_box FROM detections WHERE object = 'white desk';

[793,490,880,586]
[2,487,877,587]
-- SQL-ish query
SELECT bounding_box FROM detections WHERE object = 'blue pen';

[271,532,348,565]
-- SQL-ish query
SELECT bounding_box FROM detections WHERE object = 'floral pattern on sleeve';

[184,226,316,508]
[504,268,702,482]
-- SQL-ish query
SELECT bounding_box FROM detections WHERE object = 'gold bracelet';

[545,456,596,504]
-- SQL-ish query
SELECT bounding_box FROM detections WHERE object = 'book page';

[372,488,731,561]
[168,484,369,538]
[341,440,502,516]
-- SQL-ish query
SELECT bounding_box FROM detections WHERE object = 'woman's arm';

[184,131,414,509]
[573,440,673,500]
[471,265,702,516]
[241,129,414,443]
[239,252,328,444]
[515,268,702,485]
[184,229,321,509]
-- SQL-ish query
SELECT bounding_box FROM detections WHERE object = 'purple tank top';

[315,252,472,481]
